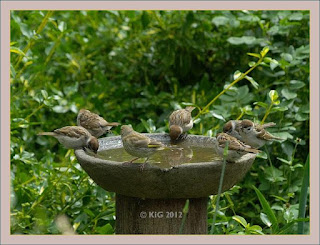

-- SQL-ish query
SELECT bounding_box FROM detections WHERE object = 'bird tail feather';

[38,132,56,136]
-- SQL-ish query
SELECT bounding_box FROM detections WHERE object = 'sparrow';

[169,106,196,143]
[77,109,120,138]
[214,133,260,162]
[120,125,165,171]
[223,119,280,148]
[38,126,99,153]
[239,120,283,148]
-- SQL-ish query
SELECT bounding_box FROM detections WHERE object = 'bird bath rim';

[75,133,256,199]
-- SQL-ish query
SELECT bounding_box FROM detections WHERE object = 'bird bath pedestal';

[75,134,256,234]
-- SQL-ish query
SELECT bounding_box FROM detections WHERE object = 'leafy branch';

[194,47,270,120]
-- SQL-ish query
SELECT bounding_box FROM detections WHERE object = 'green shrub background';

[10,10,309,234]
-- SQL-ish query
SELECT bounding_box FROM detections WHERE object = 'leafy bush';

[10,10,309,234]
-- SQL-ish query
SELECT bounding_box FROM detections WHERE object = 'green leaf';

[209,111,225,121]
[281,88,297,100]
[270,59,279,70]
[248,61,256,67]
[295,112,309,121]
[95,223,114,234]
[254,101,268,108]
[212,16,229,27]
[247,53,260,58]
[281,53,293,62]
[245,75,259,89]
[232,215,247,227]
[289,80,305,90]
[260,213,272,227]
[289,12,303,21]
[252,185,279,233]
[10,46,26,56]
[270,106,288,112]
[233,70,242,80]
[227,36,257,45]
[256,151,267,159]
[269,90,279,102]
[58,21,67,32]
[277,157,291,164]
[260,46,270,57]
[41,90,48,100]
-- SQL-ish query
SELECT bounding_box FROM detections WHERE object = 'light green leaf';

[233,70,242,80]
[289,80,305,90]
[245,75,259,89]
[254,101,268,108]
[212,16,229,27]
[248,61,256,67]
[281,53,293,62]
[281,88,297,100]
[247,53,260,58]
[260,213,272,227]
[58,21,67,32]
[10,46,26,56]
[252,185,279,232]
[232,215,247,227]
[270,59,279,70]
[260,46,270,57]
[289,12,303,21]
[269,90,279,102]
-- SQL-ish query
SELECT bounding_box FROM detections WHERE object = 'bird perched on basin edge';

[214,132,260,162]
[38,126,99,153]
[223,119,282,149]
[120,125,165,171]
[169,106,196,143]
[77,109,120,138]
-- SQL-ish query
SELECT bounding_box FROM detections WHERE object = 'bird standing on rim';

[169,106,196,143]
[77,109,120,138]
[120,125,165,171]
[214,132,260,162]
[38,126,99,153]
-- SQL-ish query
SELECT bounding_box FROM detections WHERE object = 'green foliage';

[11,10,309,234]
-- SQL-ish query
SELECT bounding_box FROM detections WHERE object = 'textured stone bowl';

[75,134,256,199]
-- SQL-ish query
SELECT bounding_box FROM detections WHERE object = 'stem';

[194,58,263,120]
[210,141,228,234]
[178,199,190,234]
[261,102,274,124]
[14,11,54,69]
[236,111,245,120]
[24,103,45,121]
[45,32,63,65]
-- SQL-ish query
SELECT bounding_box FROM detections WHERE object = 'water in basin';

[96,144,222,169]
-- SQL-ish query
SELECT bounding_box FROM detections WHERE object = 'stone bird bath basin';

[75,133,256,234]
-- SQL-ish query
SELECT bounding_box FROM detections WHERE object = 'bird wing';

[169,109,192,126]
[218,133,260,153]
[148,138,164,148]
[80,114,102,130]
[54,126,87,138]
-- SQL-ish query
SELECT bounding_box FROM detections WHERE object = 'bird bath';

[75,133,256,234]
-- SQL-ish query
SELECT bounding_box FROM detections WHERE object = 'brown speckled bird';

[214,132,260,162]
[169,106,196,142]
[223,119,280,148]
[120,125,165,170]
[77,109,120,138]
[38,126,99,153]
